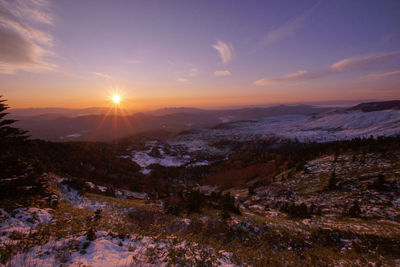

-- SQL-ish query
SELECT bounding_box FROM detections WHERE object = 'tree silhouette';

[0,96,29,178]
[0,96,28,146]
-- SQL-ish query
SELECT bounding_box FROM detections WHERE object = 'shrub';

[86,227,97,241]
[370,174,386,191]
[346,201,361,218]
[62,178,90,194]
[220,192,241,215]
[94,209,102,221]
[105,186,116,197]
[186,190,203,213]
[165,194,185,215]
[280,202,310,218]
[327,171,338,190]
[248,185,255,196]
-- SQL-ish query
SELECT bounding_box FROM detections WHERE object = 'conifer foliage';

[0,96,28,146]
[0,96,29,178]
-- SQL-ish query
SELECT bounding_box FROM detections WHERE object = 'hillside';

[1,137,400,266]
[348,100,400,112]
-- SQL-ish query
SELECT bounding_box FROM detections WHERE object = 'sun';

[112,94,121,104]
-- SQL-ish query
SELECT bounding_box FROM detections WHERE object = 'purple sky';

[1,0,400,109]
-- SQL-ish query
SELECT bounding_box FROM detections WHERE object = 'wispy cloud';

[177,77,189,83]
[188,67,198,77]
[254,70,311,86]
[212,40,235,64]
[364,70,400,80]
[254,50,400,86]
[214,70,232,76]
[93,72,112,80]
[175,66,198,83]
[0,0,55,74]
[331,51,400,71]
[260,4,318,46]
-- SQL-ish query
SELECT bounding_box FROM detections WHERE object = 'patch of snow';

[187,160,209,167]
[0,208,53,244]
[60,184,107,210]
[97,185,107,192]
[140,168,152,175]
[128,140,217,169]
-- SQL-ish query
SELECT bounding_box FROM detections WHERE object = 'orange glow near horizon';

[4,82,400,111]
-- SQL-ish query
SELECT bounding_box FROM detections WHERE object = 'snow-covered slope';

[174,109,400,143]
[277,109,400,141]
[123,109,400,172]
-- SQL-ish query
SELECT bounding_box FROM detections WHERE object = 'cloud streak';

[93,72,111,79]
[177,77,189,83]
[176,66,199,83]
[260,4,318,46]
[0,0,55,74]
[212,40,235,64]
[364,70,400,80]
[214,70,232,76]
[188,67,198,77]
[331,51,400,71]
[254,70,318,86]
[254,51,400,86]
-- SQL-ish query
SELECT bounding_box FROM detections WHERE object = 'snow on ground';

[6,231,236,267]
[174,109,400,143]
[126,110,399,173]
[0,208,53,244]
[131,149,186,168]
[127,139,225,171]
[60,184,108,210]
[140,168,152,175]
[187,160,209,167]
[2,179,235,266]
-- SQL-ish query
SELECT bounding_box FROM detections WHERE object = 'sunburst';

[112,94,121,104]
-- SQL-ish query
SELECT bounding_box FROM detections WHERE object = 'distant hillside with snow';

[348,100,400,112]
[174,109,400,144]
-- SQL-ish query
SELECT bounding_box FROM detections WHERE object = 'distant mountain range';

[11,104,331,141]
[8,101,400,142]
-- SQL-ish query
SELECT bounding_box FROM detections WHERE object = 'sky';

[1,0,400,110]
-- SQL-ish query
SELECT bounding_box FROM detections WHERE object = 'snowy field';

[175,109,400,143]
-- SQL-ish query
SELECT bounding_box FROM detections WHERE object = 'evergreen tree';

[0,96,28,146]
[0,96,29,178]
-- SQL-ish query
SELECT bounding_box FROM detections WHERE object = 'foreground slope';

[1,137,400,266]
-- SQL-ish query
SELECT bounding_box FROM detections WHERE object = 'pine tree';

[0,96,28,146]
[0,96,29,178]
